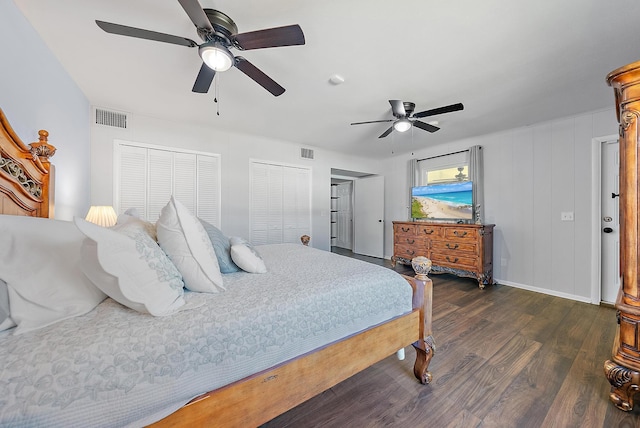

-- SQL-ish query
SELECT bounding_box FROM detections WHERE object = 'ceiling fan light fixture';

[199,41,234,72]
[393,118,412,133]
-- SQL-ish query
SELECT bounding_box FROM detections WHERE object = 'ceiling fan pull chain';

[215,74,220,116]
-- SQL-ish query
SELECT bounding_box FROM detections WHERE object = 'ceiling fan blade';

[389,100,406,117]
[413,103,464,118]
[233,25,305,50]
[379,127,394,138]
[177,0,213,33]
[96,20,198,47]
[413,120,440,133]
[235,57,285,96]
[192,63,216,93]
[350,119,394,126]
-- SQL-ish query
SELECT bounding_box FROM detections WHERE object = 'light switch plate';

[561,212,574,221]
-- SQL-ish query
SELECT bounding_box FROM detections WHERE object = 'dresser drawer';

[430,252,479,270]
[396,235,427,246]
[394,244,427,260]
[442,227,478,241]
[416,224,439,237]
[431,240,477,254]
[395,224,417,236]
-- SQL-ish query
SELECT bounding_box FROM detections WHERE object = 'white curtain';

[408,158,418,219]
[469,145,484,224]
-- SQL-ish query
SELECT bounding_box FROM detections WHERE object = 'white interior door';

[353,175,384,258]
[601,140,620,304]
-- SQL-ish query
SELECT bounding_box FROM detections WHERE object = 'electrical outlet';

[561,212,574,221]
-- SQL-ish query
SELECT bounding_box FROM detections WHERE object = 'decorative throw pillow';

[75,216,185,316]
[121,208,158,242]
[156,197,225,292]
[200,219,240,273]
[229,237,267,274]
[123,207,140,217]
[0,215,107,334]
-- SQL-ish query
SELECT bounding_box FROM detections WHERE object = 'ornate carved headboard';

[0,109,56,218]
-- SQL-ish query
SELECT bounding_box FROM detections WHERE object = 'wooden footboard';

[150,274,434,428]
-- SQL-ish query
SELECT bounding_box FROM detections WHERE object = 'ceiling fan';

[95,0,305,96]
[351,100,464,138]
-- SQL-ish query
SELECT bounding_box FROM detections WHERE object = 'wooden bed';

[0,108,435,427]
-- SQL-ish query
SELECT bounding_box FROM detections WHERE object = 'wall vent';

[300,148,314,160]
[95,108,128,129]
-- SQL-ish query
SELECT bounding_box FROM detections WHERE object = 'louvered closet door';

[250,161,311,245]
[147,149,173,221]
[197,155,220,226]
[250,163,269,245]
[118,145,148,219]
[283,167,311,243]
[115,141,221,227]
[267,165,284,244]
[173,152,197,213]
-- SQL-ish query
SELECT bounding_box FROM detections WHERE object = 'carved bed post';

[409,256,436,384]
[604,60,640,411]
[29,130,56,218]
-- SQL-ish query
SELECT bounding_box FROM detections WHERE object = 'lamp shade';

[199,42,234,72]
[85,206,117,227]
[393,118,412,133]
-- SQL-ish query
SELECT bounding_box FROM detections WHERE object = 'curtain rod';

[417,148,471,162]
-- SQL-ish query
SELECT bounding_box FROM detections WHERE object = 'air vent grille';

[95,108,128,129]
[300,148,314,160]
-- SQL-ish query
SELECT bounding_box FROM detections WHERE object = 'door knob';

[603,227,613,233]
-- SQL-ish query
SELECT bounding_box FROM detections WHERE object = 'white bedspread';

[0,244,412,427]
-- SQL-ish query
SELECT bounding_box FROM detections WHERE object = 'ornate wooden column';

[604,60,640,411]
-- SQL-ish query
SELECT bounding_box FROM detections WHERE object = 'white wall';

[382,108,618,302]
[1,1,90,220]
[90,112,382,250]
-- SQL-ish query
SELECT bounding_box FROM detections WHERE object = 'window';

[114,140,221,226]
[417,150,469,186]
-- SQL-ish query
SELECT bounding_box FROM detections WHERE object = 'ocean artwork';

[411,181,473,219]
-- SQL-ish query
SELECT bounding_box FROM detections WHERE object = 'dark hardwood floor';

[262,248,640,427]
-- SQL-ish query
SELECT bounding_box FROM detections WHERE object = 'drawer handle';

[446,256,459,263]
[406,239,415,244]
[453,231,468,237]
[402,227,411,232]
[422,229,434,235]
[406,249,415,255]
[446,243,459,250]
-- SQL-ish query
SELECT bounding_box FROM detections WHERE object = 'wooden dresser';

[604,60,640,411]
[392,221,494,289]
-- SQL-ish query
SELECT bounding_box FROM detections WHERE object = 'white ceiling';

[14,0,640,159]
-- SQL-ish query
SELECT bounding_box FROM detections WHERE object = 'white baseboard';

[495,278,595,305]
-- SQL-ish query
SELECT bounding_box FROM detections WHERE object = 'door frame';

[590,134,618,304]
[331,174,356,248]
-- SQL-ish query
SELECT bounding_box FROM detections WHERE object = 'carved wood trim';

[0,108,55,217]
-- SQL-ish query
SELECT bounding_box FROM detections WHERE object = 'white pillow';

[156,197,224,293]
[122,208,158,242]
[229,237,267,274]
[0,215,107,334]
[75,216,185,316]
